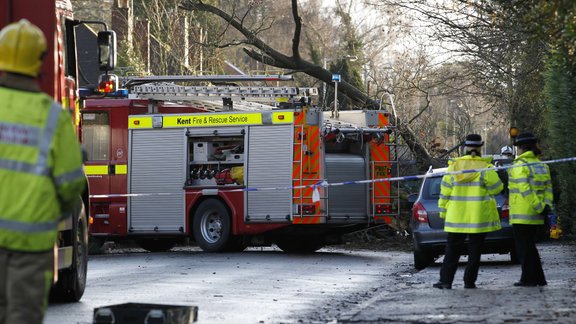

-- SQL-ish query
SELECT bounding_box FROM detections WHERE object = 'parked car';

[409,167,517,270]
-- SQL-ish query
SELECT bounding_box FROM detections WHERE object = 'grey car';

[409,167,517,270]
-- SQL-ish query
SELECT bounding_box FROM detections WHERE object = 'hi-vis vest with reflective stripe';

[508,151,553,225]
[438,155,503,233]
[0,87,86,252]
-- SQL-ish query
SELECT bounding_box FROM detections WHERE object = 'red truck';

[82,76,400,254]
[1,0,116,301]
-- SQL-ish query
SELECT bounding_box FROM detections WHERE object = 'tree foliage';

[534,1,576,237]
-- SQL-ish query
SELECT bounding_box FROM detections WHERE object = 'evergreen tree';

[544,53,576,237]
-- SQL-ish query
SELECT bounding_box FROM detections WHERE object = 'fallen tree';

[179,0,434,167]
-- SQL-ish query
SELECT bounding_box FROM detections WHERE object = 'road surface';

[45,241,576,323]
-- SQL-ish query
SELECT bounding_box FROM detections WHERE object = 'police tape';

[88,156,576,199]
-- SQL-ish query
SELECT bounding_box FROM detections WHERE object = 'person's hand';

[540,205,551,216]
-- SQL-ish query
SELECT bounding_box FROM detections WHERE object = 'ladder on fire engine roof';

[122,74,295,88]
[128,84,319,111]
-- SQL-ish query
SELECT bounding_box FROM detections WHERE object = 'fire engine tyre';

[136,238,176,252]
[88,236,106,255]
[50,199,88,302]
[274,236,325,254]
[193,199,236,252]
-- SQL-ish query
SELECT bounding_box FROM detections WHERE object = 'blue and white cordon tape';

[89,156,576,201]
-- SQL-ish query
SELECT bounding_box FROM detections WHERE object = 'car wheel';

[412,239,435,270]
[413,249,434,270]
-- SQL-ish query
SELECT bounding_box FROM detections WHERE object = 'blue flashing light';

[107,89,129,98]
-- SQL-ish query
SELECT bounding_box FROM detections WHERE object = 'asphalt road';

[44,244,415,324]
[44,241,575,324]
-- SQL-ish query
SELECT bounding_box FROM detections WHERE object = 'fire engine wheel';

[50,198,88,302]
[274,236,325,254]
[193,199,235,252]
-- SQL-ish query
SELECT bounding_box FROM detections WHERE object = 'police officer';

[508,132,552,287]
[433,134,503,289]
[0,20,86,323]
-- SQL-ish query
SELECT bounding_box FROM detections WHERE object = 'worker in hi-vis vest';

[508,132,553,287]
[0,19,86,324]
[434,133,503,290]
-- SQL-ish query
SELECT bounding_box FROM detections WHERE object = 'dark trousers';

[439,232,486,286]
[0,248,54,324]
[513,224,546,284]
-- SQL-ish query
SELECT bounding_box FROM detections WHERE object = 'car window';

[423,176,442,199]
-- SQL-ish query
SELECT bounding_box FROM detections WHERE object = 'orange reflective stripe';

[378,112,389,127]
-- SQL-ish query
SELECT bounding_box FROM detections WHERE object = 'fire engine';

[83,74,400,253]
[1,0,115,301]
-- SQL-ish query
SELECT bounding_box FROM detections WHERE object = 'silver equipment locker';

[128,128,187,233]
[246,125,293,222]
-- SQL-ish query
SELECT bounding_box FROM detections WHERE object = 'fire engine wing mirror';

[97,30,117,71]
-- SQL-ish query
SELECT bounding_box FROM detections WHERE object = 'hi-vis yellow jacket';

[0,87,86,252]
[438,155,503,233]
[508,151,553,225]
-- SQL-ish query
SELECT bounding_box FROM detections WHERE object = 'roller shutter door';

[246,125,292,222]
[129,128,186,233]
[325,153,368,222]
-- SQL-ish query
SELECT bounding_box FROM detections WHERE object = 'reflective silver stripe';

[486,181,502,191]
[532,165,547,175]
[445,221,500,229]
[453,181,481,187]
[534,202,543,212]
[0,159,51,176]
[509,188,521,194]
[439,207,447,213]
[0,218,59,233]
[511,214,543,222]
[509,178,528,184]
[446,195,492,202]
[54,167,85,186]
[0,102,61,176]
[441,181,452,188]
[37,102,61,170]
[439,194,449,200]
[521,190,533,198]
[0,122,40,146]
[531,180,550,186]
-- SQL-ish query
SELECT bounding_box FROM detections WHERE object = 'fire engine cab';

[83,75,399,253]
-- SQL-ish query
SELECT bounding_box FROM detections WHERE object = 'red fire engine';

[1,0,116,301]
[83,75,399,253]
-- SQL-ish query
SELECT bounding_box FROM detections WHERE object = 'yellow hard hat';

[0,19,47,77]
